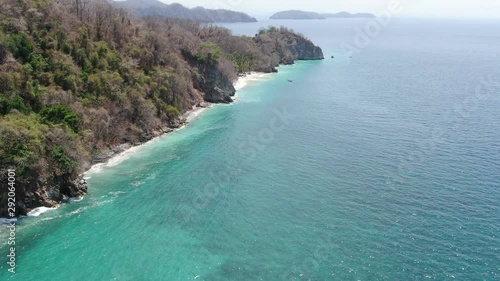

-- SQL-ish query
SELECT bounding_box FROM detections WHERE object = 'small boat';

[331,55,335,58]
[287,79,293,82]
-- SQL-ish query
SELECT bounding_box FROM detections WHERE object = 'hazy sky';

[161,0,500,19]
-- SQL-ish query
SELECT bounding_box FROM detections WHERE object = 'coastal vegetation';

[0,0,323,216]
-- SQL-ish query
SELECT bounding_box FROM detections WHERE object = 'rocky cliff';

[0,0,323,218]
[288,33,325,61]
[183,51,236,103]
[254,27,324,72]
[3,173,87,217]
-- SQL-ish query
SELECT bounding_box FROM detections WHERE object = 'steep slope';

[253,27,324,71]
[0,0,323,217]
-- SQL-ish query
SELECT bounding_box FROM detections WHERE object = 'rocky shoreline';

[1,73,266,219]
[1,59,322,218]
[0,0,325,219]
[85,101,212,171]
[0,101,211,219]
[2,110,214,218]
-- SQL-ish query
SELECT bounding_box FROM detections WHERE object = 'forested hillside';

[0,0,323,216]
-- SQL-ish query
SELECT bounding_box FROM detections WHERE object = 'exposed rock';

[183,51,236,103]
[0,32,324,218]
[294,36,324,60]
[0,170,87,217]
[112,143,132,154]
[197,102,211,108]
[92,148,115,164]
[254,27,324,70]
[256,65,279,73]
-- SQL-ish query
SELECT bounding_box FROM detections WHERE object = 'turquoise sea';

[1,19,499,280]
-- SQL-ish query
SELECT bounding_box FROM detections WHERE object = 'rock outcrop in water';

[7,171,87,216]
[254,27,324,72]
[0,0,323,217]
[293,35,325,60]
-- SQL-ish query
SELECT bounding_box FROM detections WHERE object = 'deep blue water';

[1,19,499,280]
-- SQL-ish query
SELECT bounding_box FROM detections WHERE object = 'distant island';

[270,10,325,20]
[113,0,258,23]
[270,10,376,20]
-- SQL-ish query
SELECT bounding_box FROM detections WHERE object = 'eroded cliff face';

[183,51,236,103]
[294,36,324,60]
[194,64,236,103]
[253,27,324,72]
[280,33,325,64]
[0,170,87,217]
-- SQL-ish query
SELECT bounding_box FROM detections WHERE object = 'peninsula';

[0,0,323,217]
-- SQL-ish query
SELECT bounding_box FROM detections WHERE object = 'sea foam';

[234,72,272,91]
[27,206,59,217]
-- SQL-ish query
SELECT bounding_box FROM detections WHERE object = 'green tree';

[39,105,81,132]
[52,146,76,173]
[0,114,47,171]
[29,53,49,76]
[7,33,34,63]
[197,42,222,64]
[0,96,30,115]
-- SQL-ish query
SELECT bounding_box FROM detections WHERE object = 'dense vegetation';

[0,0,323,216]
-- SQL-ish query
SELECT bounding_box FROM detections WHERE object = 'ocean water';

[1,19,500,280]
